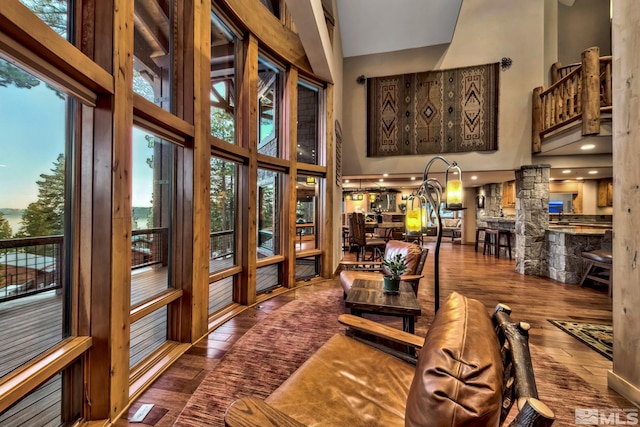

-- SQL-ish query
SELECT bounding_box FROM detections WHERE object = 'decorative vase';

[383,276,400,294]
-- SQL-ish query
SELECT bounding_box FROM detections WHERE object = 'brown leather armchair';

[339,239,428,296]
[225,292,555,427]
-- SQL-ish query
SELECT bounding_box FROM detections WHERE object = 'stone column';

[515,165,550,275]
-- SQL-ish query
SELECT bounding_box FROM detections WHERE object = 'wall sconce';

[355,193,363,201]
[356,75,366,84]
[345,193,352,201]
[369,193,377,202]
[306,176,316,184]
[476,194,485,209]
[417,156,464,312]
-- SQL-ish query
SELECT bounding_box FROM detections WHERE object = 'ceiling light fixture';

[410,177,416,181]
[581,144,596,150]
[471,176,477,180]
[562,170,572,174]
[588,170,598,175]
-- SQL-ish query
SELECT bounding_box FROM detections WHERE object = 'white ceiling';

[336,0,463,58]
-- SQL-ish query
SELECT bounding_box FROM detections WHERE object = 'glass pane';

[296,82,319,165]
[0,373,61,425]
[208,276,233,315]
[210,157,237,273]
[295,175,317,252]
[295,256,319,281]
[133,0,174,109]
[130,306,167,368]
[131,128,174,306]
[258,57,281,157]
[256,264,281,295]
[0,58,71,378]
[19,0,69,40]
[257,169,281,257]
[210,14,236,144]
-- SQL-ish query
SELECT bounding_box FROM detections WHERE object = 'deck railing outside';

[1,227,237,302]
[532,46,612,153]
[0,236,63,302]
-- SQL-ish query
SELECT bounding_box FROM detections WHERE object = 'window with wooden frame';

[210,13,238,144]
[133,0,174,110]
[257,56,284,158]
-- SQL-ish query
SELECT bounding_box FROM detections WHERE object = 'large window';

[257,57,283,157]
[0,57,80,423]
[257,168,282,258]
[133,0,174,110]
[210,14,237,144]
[130,127,176,367]
[295,175,318,252]
[209,156,237,273]
[296,82,320,165]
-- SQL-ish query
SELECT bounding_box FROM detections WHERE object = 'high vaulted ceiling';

[336,0,463,58]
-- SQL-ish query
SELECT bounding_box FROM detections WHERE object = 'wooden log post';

[550,62,560,85]
[532,87,543,153]
[581,46,601,135]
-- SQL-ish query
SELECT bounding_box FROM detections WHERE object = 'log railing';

[532,46,612,153]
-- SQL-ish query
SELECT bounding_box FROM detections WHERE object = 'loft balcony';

[532,46,612,157]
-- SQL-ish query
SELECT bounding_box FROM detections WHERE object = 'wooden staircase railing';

[532,46,612,153]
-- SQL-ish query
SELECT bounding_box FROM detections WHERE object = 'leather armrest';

[225,397,306,427]
[338,314,424,349]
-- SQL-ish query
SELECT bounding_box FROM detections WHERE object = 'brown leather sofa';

[225,292,555,427]
[339,239,428,296]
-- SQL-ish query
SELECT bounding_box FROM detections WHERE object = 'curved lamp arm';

[417,156,463,312]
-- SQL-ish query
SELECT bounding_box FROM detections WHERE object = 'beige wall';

[341,0,544,178]
[558,0,611,65]
[608,0,640,407]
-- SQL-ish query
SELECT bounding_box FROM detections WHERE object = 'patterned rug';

[548,320,613,360]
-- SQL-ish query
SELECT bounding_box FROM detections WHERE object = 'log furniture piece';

[339,240,428,296]
[344,279,421,334]
[224,292,555,427]
[348,212,386,261]
[579,229,613,297]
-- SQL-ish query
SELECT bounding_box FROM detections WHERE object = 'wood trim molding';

[608,370,640,409]
[133,95,195,141]
[0,337,92,413]
[0,0,113,97]
[130,289,184,324]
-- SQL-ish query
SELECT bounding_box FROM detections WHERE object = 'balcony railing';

[1,227,237,302]
[532,46,612,153]
[0,236,63,302]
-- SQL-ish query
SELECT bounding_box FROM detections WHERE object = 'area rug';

[548,320,613,361]
[366,63,499,157]
[174,287,347,426]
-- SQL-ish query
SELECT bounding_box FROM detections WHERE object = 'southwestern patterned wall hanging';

[366,63,499,157]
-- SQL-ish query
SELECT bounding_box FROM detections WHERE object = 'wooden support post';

[532,87,543,153]
[550,62,560,85]
[582,46,601,135]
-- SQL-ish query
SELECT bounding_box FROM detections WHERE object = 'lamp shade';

[405,208,421,233]
[446,179,463,209]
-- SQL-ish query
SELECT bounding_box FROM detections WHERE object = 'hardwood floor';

[116,239,630,426]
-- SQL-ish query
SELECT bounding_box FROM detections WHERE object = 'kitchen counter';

[547,225,610,236]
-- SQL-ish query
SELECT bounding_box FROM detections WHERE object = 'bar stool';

[475,227,487,252]
[483,229,512,259]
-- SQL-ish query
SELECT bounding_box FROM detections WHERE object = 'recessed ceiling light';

[562,170,572,174]
[344,179,349,183]
[379,178,384,182]
[588,170,598,174]
[581,144,596,150]
[577,177,584,180]
[549,178,555,181]
[471,175,477,180]
[383,173,388,177]
[410,177,416,181]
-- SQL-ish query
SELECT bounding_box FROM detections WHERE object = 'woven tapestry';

[366,63,499,157]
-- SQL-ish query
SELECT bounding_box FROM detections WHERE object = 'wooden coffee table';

[344,278,422,334]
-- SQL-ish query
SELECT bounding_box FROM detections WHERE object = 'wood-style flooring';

[116,239,630,426]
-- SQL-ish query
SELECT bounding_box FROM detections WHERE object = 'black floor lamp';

[416,156,464,312]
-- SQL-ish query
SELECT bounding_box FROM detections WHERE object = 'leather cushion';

[582,249,612,263]
[339,270,381,294]
[267,334,414,427]
[382,240,422,277]
[405,292,503,427]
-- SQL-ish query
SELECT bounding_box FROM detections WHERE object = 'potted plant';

[381,253,408,294]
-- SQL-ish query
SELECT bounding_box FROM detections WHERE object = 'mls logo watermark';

[575,408,639,425]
